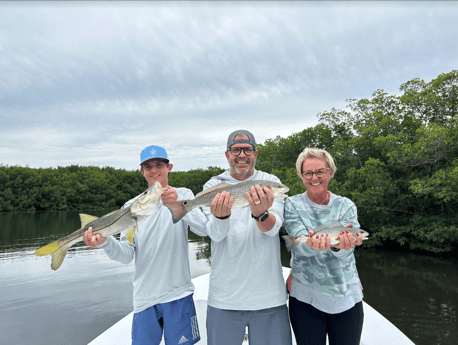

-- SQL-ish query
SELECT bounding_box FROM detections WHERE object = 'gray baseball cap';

[226,130,257,150]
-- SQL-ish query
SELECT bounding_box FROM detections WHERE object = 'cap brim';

[140,158,169,165]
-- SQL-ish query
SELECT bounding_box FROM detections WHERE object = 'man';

[83,145,207,345]
[203,130,292,345]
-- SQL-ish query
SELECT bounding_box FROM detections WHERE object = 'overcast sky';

[1,1,457,172]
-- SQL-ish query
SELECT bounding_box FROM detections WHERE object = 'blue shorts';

[132,294,200,345]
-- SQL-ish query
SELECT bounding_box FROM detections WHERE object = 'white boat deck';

[89,268,414,345]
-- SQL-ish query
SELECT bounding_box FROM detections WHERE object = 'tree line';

[1,70,457,255]
[256,70,458,255]
[0,164,225,213]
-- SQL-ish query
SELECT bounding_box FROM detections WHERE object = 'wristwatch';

[252,211,269,222]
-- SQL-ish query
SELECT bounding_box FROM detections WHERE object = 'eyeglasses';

[228,147,255,156]
[301,168,330,179]
[142,161,167,171]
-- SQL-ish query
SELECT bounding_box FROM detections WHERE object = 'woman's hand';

[306,231,332,251]
[332,223,363,251]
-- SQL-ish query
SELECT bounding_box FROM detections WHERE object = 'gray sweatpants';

[206,304,292,345]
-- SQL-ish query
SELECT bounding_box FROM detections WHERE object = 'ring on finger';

[254,200,261,205]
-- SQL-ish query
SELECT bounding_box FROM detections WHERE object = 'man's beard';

[229,160,254,178]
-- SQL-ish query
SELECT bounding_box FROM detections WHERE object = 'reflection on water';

[0,208,118,253]
[355,250,458,345]
[0,210,211,345]
[1,211,457,345]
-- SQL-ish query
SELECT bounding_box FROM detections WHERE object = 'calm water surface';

[1,210,457,345]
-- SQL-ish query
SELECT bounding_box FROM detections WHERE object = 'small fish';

[165,180,289,223]
[282,221,369,250]
[34,182,167,270]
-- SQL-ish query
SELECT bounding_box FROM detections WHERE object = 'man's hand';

[210,191,233,218]
[83,227,107,247]
[246,185,274,217]
[161,185,178,206]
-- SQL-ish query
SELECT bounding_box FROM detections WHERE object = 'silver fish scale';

[57,194,160,249]
[85,207,135,237]
[313,222,370,242]
[53,183,164,251]
[184,180,287,211]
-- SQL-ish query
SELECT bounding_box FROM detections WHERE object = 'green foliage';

[256,69,458,256]
[0,165,224,212]
[373,215,458,254]
[2,69,457,255]
[256,124,335,173]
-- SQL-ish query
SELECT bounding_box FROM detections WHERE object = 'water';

[1,211,457,345]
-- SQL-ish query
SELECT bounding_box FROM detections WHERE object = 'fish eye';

[183,201,187,205]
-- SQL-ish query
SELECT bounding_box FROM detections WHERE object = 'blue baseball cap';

[140,145,169,165]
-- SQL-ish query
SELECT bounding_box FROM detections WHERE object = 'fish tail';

[51,246,68,270]
[126,226,137,244]
[164,201,188,223]
[34,240,68,270]
[34,241,60,256]
[281,235,296,252]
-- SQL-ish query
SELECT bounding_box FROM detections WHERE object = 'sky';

[1,1,457,172]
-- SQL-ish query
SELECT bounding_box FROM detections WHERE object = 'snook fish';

[165,180,289,223]
[34,182,166,270]
[282,221,369,250]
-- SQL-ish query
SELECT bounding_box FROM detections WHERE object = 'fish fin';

[34,241,60,256]
[330,221,344,228]
[281,235,296,252]
[126,227,137,244]
[80,214,99,228]
[51,246,68,270]
[164,201,187,223]
[195,183,233,198]
[330,240,340,245]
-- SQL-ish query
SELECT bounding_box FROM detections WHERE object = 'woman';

[284,148,364,345]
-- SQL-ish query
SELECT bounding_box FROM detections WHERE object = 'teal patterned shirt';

[284,192,363,314]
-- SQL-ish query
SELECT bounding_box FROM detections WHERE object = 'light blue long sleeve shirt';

[284,192,363,314]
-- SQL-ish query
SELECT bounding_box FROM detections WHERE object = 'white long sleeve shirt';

[98,187,208,313]
[203,170,287,310]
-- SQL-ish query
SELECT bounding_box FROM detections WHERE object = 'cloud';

[1,1,458,171]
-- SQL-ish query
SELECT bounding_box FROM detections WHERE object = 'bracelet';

[215,214,230,220]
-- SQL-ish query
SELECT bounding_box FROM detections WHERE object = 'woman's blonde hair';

[295,148,337,178]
